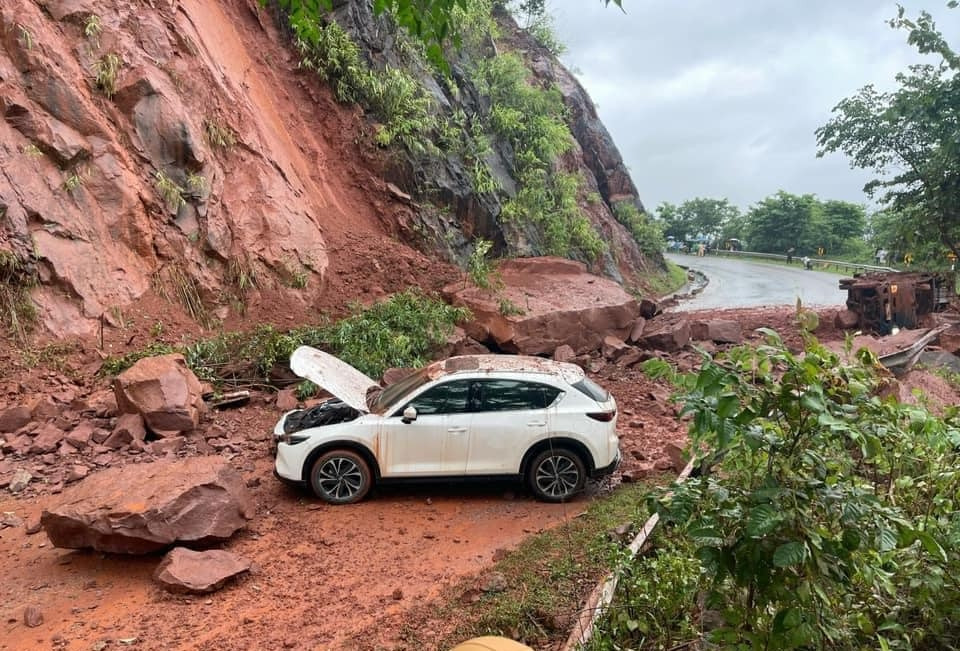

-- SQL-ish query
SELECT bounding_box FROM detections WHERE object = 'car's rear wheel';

[528,448,586,502]
[309,450,372,504]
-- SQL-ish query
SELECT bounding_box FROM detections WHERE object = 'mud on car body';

[273,346,621,504]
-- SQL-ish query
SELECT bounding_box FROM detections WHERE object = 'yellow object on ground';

[450,637,533,651]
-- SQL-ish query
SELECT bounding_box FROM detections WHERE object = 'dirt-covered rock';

[690,320,743,344]
[443,257,638,355]
[40,456,253,554]
[113,354,204,434]
[153,547,251,594]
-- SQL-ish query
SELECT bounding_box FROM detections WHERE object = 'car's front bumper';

[274,467,306,487]
[592,449,621,478]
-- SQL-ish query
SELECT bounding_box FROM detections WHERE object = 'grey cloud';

[549,0,960,211]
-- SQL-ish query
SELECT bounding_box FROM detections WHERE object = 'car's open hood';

[289,346,378,413]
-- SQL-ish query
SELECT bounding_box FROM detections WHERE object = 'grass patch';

[205,118,236,149]
[389,483,652,649]
[0,250,38,342]
[93,53,122,98]
[645,261,689,296]
[154,170,186,212]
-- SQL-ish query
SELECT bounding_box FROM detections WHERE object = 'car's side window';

[404,379,470,415]
[473,380,562,412]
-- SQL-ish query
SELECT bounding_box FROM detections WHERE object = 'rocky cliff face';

[327,2,661,282]
[0,0,658,339]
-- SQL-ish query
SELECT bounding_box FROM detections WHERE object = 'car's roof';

[422,355,585,384]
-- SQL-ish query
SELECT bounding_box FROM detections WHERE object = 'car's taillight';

[587,411,616,422]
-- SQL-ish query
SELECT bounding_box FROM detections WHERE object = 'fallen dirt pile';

[1,300,959,650]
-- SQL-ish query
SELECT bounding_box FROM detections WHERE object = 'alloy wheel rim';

[317,457,363,500]
[535,455,579,498]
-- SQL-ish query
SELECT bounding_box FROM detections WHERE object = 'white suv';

[273,346,621,504]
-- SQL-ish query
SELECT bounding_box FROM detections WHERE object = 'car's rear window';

[573,377,609,402]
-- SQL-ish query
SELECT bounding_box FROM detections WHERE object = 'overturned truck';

[839,272,952,335]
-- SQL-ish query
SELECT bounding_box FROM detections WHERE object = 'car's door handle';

[527,421,546,427]
[447,427,468,434]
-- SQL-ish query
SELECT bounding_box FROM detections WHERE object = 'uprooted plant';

[101,289,470,383]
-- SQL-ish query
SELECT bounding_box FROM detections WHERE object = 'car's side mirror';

[402,406,418,423]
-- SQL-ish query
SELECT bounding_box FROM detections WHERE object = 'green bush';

[478,54,604,260]
[631,331,960,650]
[101,290,468,383]
[319,289,469,378]
[612,200,666,258]
[292,15,434,152]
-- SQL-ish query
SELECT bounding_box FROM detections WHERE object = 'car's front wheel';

[528,448,586,502]
[309,450,372,504]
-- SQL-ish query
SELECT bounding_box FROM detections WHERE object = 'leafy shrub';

[318,289,469,378]
[478,54,604,260]
[612,200,665,258]
[636,331,960,650]
[101,290,469,383]
[587,534,703,650]
[292,15,435,152]
[467,238,496,288]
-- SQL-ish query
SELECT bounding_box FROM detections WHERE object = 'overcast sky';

[549,1,960,213]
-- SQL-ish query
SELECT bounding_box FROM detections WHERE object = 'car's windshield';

[367,367,432,414]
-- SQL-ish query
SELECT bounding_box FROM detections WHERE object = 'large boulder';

[690,320,743,344]
[154,547,251,594]
[641,320,691,352]
[113,354,204,434]
[40,456,253,554]
[443,257,638,355]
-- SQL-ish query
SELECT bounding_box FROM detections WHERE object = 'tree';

[816,200,866,256]
[656,198,739,244]
[744,191,818,254]
[816,4,960,259]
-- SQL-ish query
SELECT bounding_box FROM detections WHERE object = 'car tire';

[309,450,372,504]
[527,448,586,502]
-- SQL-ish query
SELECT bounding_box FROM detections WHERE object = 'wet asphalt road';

[668,253,847,311]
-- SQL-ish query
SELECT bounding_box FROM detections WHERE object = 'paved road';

[668,253,847,310]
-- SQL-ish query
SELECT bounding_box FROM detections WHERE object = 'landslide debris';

[40,456,253,553]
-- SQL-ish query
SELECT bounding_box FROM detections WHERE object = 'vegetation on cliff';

[272,0,665,275]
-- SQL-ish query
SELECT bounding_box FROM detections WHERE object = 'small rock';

[103,413,147,449]
[154,547,252,594]
[391,588,403,601]
[29,423,65,454]
[8,468,32,493]
[0,406,32,433]
[653,458,674,471]
[245,477,261,488]
[834,309,859,330]
[552,344,576,363]
[627,317,647,343]
[1,512,24,528]
[639,298,660,319]
[381,367,415,386]
[65,465,89,483]
[26,517,42,534]
[601,335,631,362]
[275,389,298,412]
[23,605,43,627]
[664,442,687,472]
[481,571,508,593]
